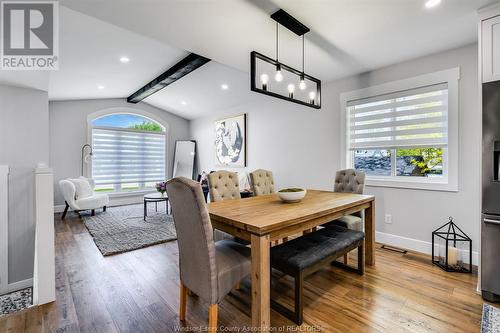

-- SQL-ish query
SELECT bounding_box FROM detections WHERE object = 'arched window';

[91,114,166,193]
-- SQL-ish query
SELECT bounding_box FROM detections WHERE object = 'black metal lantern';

[432,217,472,273]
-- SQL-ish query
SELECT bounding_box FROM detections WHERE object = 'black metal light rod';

[270,9,310,36]
[127,53,210,104]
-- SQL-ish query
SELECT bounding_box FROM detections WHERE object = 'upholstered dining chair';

[207,171,241,201]
[166,177,251,332]
[323,169,366,263]
[207,171,242,241]
[249,169,285,245]
[250,169,275,196]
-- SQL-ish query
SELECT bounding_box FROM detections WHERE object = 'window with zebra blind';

[341,68,459,191]
[90,114,166,193]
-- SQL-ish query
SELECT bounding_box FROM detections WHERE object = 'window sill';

[366,177,458,192]
[107,189,156,198]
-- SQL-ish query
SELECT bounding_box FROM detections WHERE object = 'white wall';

[190,43,480,258]
[49,98,190,207]
[0,85,49,285]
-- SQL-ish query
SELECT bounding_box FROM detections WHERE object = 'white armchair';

[59,177,109,219]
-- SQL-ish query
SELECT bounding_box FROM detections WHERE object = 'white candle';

[447,246,458,266]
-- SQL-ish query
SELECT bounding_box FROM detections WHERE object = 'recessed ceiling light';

[425,0,441,8]
[181,100,187,105]
[221,84,229,90]
[120,56,130,63]
[98,85,105,89]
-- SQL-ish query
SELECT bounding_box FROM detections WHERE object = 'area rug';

[482,304,500,333]
[0,288,32,317]
[83,204,177,256]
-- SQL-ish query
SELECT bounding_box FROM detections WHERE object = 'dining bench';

[270,225,365,325]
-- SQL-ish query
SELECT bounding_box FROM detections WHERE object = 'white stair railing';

[32,165,55,305]
[0,165,8,295]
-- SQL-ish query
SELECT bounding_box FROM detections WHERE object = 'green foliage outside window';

[397,148,443,175]
[129,121,163,132]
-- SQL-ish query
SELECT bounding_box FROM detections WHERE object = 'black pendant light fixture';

[251,9,321,109]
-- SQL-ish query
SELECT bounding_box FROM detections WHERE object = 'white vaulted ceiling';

[60,0,494,82]
[0,0,496,119]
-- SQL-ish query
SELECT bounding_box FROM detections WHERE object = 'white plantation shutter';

[348,83,448,150]
[92,127,166,186]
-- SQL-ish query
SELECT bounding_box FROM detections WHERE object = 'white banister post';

[33,166,55,305]
[0,165,9,295]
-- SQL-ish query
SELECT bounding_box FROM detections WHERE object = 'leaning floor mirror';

[173,140,196,180]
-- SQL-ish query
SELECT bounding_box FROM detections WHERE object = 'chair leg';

[208,304,218,333]
[294,273,304,325]
[103,206,107,212]
[179,283,187,321]
[91,209,96,216]
[61,202,69,220]
[358,244,365,275]
[344,253,349,265]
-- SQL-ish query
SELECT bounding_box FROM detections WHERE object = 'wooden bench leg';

[358,244,364,275]
[294,273,304,325]
[343,253,349,265]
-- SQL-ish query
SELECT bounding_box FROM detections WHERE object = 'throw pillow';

[70,178,93,200]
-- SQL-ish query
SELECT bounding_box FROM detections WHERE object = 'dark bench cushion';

[271,225,364,274]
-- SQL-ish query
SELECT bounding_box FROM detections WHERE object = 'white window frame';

[86,108,169,196]
[340,67,459,192]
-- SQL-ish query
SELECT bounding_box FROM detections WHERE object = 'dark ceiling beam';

[127,53,210,104]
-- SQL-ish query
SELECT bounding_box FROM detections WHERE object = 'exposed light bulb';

[425,0,441,8]
[260,73,269,91]
[309,91,316,105]
[97,85,105,90]
[299,75,307,90]
[287,84,295,98]
[275,64,283,82]
[221,84,229,90]
[119,56,130,63]
[275,70,283,82]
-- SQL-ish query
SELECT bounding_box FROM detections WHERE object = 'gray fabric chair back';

[250,169,275,196]
[334,169,366,194]
[208,171,241,202]
[166,177,217,304]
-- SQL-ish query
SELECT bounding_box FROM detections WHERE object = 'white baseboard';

[376,231,479,266]
[7,278,33,293]
[54,195,145,213]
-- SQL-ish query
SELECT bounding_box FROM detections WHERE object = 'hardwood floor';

[0,213,483,333]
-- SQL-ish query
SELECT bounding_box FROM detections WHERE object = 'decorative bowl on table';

[277,188,307,203]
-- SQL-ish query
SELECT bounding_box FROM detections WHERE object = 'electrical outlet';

[385,214,392,224]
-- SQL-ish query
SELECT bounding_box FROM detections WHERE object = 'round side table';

[143,192,170,221]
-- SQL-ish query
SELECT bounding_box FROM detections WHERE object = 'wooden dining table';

[208,189,375,330]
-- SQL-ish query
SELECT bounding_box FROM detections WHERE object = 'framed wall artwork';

[214,114,247,167]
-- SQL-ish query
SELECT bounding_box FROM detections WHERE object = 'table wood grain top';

[208,189,374,235]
